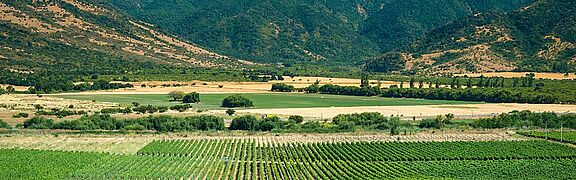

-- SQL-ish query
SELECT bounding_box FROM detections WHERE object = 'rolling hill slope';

[0,0,251,84]
[402,0,576,74]
[109,0,534,64]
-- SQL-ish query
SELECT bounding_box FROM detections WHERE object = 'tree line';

[22,114,224,132]
[473,110,576,129]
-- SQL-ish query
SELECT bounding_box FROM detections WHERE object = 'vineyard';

[518,131,576,144]
[2,140,576,179]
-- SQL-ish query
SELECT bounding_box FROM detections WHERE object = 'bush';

[133,105,168,114]
[288,115,304,124]
[12,112,29,118]
[332,112,387,126]
[271,83,295,92]
[100,108,133,114]
[0,119,11,129]
[221,94,253,108]
[170,104,193,112]
[304,84,320,93]
[419,115,450,129]
[183,92,200,103]
[23,117,54,129]
[226,109,236,116]
[124,124,146,131]
[168,91,186,101]
[229,115,259,130]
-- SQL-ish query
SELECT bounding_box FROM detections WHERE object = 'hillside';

[109,0,533,64]
[402,0,576,74]
[0,0,251,86]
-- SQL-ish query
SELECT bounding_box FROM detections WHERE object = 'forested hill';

[0,0,250,83]
[108,0,533,64]
[399,0,576,74]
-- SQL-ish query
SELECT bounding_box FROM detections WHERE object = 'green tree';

[5,86,15,94]
[168,91,186,101]
[409,77,415,89]
[183,92,200,103]
[363,52,405,73]
[229,115,259,130]
[271,83,295,92]
[304,84,320,93]
[226,109,236,116]
[222,94,253,108]
[288,115,304,124]
[34,104,44,111]
[360,74,370,88]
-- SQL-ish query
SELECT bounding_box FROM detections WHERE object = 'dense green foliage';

[22,114,224,132]
[332,112,401,132]
[318,84,382,96]
[228,115,287,131]
[109,0,532,63]
[363,52,405,73]
[182,92,200,104]
[473,111,576,129]
[518,131,576,144]
[382,87,573,104]
[419,114,454,129]
[221,94,254,108]
[271,83,295,92]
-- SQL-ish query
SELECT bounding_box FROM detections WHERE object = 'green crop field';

[518,131,576,144]
[2,140,576,179]
[52,93,482,109]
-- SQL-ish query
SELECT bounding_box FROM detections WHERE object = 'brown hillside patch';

[62,0,108,15]
[34,4,93,30]
[537,36,575,60]
[122,45,145,56]
[0,2,60,33]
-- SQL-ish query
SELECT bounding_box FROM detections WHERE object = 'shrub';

[124,124,146,131]
[168,91,186,101]
[226,109,236,116]
[229,115,259,130]
[304,84,320,93]
[132,102,140,107]
[288,115,304,124]
[23,117,54,129]
[170,104,193,112]
[221,94,253,108]
[0,119,11,129]
[12,112,29,118]
[183,92,200,103]
[271,83,295,92]
[133,105,166,114]
[419,115,449,129]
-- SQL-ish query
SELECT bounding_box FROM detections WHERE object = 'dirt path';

[236,103,576,119]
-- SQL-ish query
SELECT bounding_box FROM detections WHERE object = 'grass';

[52,93,482,110]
